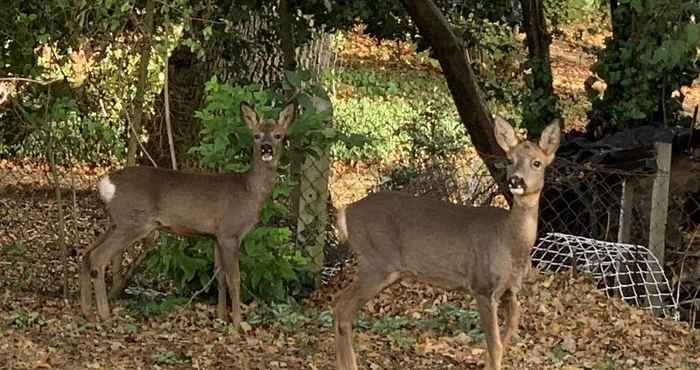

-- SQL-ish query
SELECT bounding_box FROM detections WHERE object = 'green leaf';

[687,23,700,46]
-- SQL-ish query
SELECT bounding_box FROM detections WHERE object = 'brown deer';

[332,118,560,370]
[80,101,296,325]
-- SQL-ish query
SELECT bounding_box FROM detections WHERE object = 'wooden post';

[617,179,634,243]
[648,142,672,266]
[295,95,332,277]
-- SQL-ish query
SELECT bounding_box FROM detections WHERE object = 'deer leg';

[109,230,158,300]
[90,225,155,321]
[214,246,228,321]
[501,291,520,348]
[476,295,504,370]
[217,236,242,328]
[333,270,400,370]
[110,252,124,298]
[80,226,114,320]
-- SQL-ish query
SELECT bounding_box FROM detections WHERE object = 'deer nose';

[508,176,526,194]
[260,144,273,155]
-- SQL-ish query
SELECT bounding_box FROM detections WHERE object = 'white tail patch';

[97,176,116,203]
[336,207,348,242]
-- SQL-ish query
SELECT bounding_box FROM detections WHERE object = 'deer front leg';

[218,236,242,328]
[501,291,521,348]
[214,246,228,321]
[476,295,504,370]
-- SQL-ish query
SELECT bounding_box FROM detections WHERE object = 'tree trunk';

[144,46,211,168]
[520,0,557,133]
[278,0,297,74]
[401,0,506,179]
[126,0,155,166]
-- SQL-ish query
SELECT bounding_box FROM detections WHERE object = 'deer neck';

[245,161,278,200]
[507,192,541,257]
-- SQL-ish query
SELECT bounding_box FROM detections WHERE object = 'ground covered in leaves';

[1,162,700,369]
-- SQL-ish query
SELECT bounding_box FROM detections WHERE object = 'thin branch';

[124,108,158,167]
[675,229,697,307]
[0,77,62,85]
[187,267,220,306]
[163,57,177,170]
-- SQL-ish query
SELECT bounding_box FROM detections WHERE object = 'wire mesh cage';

[532,232,678,318]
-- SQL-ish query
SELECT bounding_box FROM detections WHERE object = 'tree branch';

[401,0,508,192]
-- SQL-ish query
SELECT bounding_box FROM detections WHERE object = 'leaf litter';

[1,163,699,369]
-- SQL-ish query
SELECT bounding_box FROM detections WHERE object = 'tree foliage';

[586,0,700,137]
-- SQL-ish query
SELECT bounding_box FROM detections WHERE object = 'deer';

[80,101,296,326]
[332,117,561,370]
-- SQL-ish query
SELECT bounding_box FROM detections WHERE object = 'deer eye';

[253,133,262,140]
[273,134,282,140]
[532,160,542,168]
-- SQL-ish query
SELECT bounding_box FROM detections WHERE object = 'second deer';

[332,118,560,370]
[80,101,296,325]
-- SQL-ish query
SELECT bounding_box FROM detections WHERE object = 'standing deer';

[80,101,296,325]
[332,118,560,370]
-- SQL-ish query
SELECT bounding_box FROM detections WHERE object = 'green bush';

[3,96,124,163]
[545,0,601,29]
[587,0,700,132]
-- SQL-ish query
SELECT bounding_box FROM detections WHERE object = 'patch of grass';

[126,296,188,318]
[592,356,617,370]
[387,330,417,350]
[549,342,570,362]
[420,304,484,341]
[246,302,315,333]
[6,307,44,329]
[371,315,411,335]
[2,240,25,258]
[152,351,191,365]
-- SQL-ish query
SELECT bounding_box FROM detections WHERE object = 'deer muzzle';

[260,144,274,162]
[508,175,526,195]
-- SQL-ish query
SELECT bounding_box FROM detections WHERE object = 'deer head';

[240,101,296,169]
[494,117,561,198]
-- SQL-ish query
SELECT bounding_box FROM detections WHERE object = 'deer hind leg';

[109,230,158,300]
[110,252,124,299]
[214,247,228,321]
[500,290,521,348]
[80,226,115,320]
[90,224,155,321]
[333,270,400,370]
[476,294,504,370]
[217,236,242,328]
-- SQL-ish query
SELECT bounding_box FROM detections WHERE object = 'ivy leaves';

[587,0,700,132]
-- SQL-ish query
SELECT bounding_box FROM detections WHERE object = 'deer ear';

[493,115,519,154]
[240,102,257,131]
[277,102,296,130]
[539,118,561,159]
